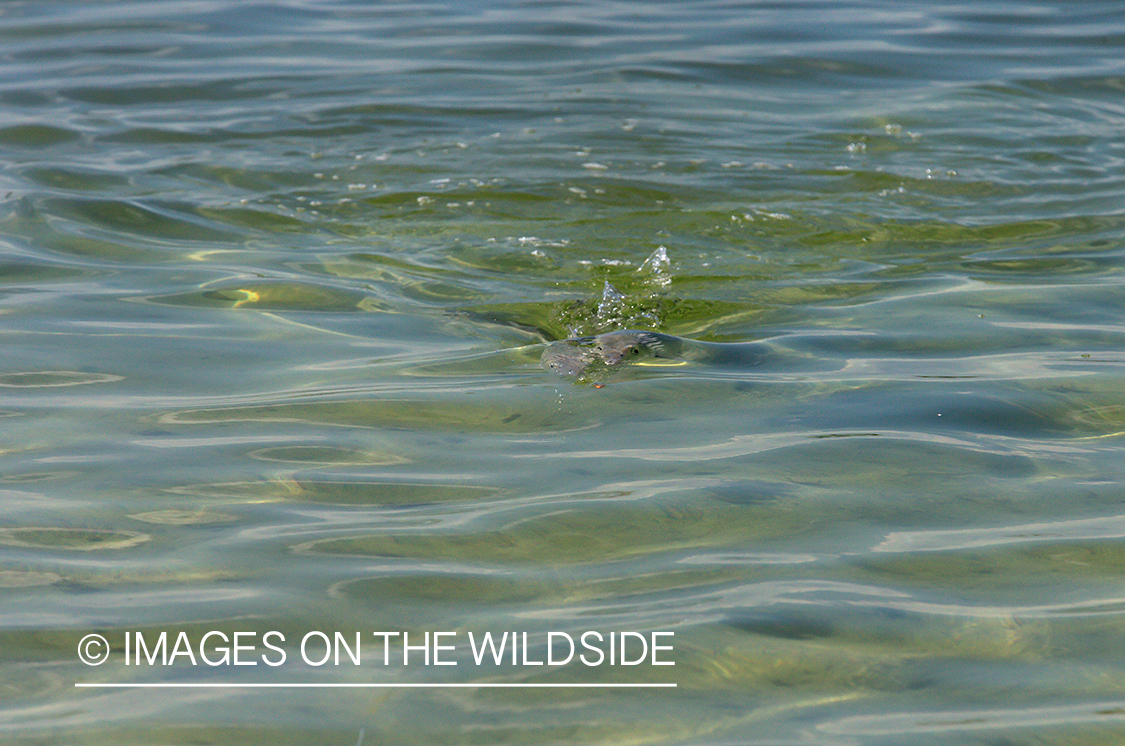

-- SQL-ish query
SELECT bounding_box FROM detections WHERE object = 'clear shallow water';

[2,0,1125,743]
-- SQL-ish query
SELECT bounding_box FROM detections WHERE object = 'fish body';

[541,329,743,377]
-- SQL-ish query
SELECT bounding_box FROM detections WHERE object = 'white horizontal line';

[75,682,676,689]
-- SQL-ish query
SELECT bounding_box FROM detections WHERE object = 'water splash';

[638,245,672,287]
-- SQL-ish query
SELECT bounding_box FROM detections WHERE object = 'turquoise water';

[2,0,1125,743]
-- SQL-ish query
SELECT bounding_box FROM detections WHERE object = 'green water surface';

[1,1,1124,744]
